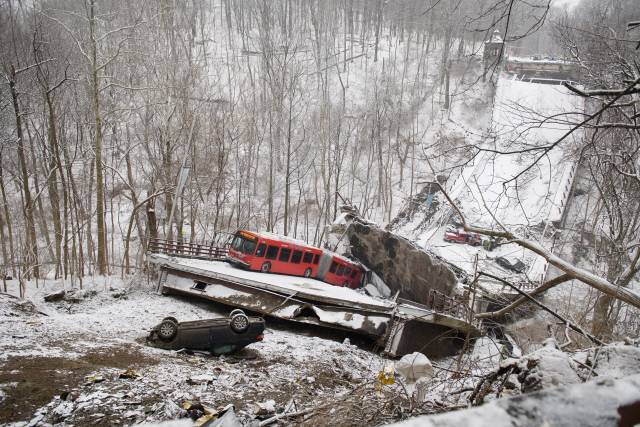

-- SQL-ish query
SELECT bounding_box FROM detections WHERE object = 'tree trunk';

[45,94,63,278]
[0,154,16,278]
[89,0,108,275]
[8,66,39,279]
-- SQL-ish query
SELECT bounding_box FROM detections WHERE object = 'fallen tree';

[437,183,640,312]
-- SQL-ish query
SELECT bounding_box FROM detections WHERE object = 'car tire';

[260,262,271,273]
[162,316,178,324]
[230,313,250,333]
[157,319,178,342]
[303,268,312,278]
[229,309,245,318]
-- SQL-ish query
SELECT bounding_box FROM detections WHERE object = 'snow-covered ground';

[0,277,385,424]
[0,278,487,426]
[2,275,638,426]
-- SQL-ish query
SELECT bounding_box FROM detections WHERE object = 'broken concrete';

[346,219,458,304]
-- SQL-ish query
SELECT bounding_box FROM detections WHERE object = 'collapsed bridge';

[147,238,480,358]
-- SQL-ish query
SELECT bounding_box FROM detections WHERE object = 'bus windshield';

[231,233,258,255]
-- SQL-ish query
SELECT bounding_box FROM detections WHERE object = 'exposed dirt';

[0,346,158,423]
[0,286,414,426]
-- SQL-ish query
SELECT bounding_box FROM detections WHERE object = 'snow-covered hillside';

[392,76,583,282]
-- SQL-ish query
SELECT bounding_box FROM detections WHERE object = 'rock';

[516,346,580,392]
[50,401,74,423]
[84,375,105,385]
[396,352,434,383]
[585,343,640,379]
[346,220,458,305]
[119,368,139,379]
[44,290,66,302]
[187,374,215,385]
[123,409,143,418]
[81,289,98,299]
[64,290,82,303]
[253,399,276,415]
[112,289,127,299]
[163,399,187,419]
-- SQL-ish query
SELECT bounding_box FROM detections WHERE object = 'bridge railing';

[425,289,476,322]
[147,238,228,261]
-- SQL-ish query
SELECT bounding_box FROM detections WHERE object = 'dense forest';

[0,0,544,281]
[0,0,638,328]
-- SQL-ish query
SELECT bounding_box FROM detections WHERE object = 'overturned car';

[147,310,265,355]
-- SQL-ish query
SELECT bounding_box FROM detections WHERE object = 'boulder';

[347,220,458,304]
[44,290,66,302]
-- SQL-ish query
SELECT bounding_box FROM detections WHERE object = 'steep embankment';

[391,76,583,281]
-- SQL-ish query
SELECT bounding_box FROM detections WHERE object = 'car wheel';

[260,262,271,273]
[303,268,312,278]
[162,316,178,324]
[230,313,250,333]
[229,309,245,318]
[157,319,178,342]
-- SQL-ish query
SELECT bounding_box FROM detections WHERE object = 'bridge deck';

[146,248,480,357]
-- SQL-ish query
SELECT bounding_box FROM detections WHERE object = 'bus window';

[279,248,292,262]
[266,246,279,260]
[231,234,257,255]
[255,243,266,257]
[329,261,338,273]
[303,252,313,264]
[313,254,320,264]
[336,264,345,276]
[344,267,351,277]
[351,270,358,278]
[291,250,302,264]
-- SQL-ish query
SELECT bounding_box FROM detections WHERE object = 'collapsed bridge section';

[147,239,479,358]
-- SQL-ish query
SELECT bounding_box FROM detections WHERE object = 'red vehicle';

[226,230,364,289]
[443,228,482,246]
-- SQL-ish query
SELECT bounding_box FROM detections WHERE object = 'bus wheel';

[303,268,312,278]
[260,262,271,273]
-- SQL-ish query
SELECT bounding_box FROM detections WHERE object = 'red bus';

[226,230,364,289]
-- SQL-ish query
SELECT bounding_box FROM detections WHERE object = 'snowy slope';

[447,76,582,229]
[393,76,583,279]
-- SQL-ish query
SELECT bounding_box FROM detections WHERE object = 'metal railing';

[147,238,228,261]
[426,289,474,321]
